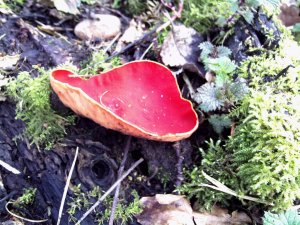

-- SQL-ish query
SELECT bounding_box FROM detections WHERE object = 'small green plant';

[263,209,300,225]
[14,188,37,207]
[67,184,142,224]
[7,66,75,150]
[193,42,248,112]
[79,50,121,75]
[208,114,232,135]
[80,0,97,5]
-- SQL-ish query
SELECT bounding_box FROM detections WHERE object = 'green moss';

[178,139,238,210]
[6,66,75,150]
[181,24,300,212]
[229,90,300,212]
[79,50,121,75]
[181,0,232,33]
[125,0,147,16]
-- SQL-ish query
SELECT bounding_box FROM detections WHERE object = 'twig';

[182,74,195,96]
[0,191,17,203]
[161,0,184,20]
[173,142,186,188]
[0,159,21,175]
[95,25,160,65]
[75,158,144,225]
[57,147,79,225]
[6,201,48,223]
[108,136,132,225]
[139,43,154,60]
[201,171,272,205]
[103,33,122,54]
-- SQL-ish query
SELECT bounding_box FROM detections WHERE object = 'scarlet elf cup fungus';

[50,61,198,141]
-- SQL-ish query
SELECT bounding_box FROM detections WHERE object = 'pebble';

[74,14,121,41]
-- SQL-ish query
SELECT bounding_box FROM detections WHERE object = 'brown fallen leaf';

[53,0,80,15]
[115,20,144,52]
[279,3,300,26]
[193,205,252,225]
[136,194,194,225]
[136,194,252,225]
[160,23,204,76]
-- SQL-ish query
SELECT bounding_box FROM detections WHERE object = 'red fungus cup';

[50,60,198,141]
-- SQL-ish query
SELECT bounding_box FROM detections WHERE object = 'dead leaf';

[136,194,194,225]
[115,20,143,52]
[193,205,252,225]
[279,3,300,26]
[160,23,204,76]
[52,0,80,15]
[0,55,20,70]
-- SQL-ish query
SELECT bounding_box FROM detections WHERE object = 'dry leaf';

[0,55,20,70]
[52,0,80,15]
[279,3,300,26]
[115,20,143,52]
[136,194,194,225]
[193,205,252,225]
[160,23,204,75]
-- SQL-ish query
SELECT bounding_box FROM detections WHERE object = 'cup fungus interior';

[52,61,198,136]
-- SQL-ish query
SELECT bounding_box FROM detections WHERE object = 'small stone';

[74,15,121,41]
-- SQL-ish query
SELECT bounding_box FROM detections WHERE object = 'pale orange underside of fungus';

[50,60,198,141]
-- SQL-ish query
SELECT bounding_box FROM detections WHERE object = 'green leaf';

[206,57,236,76]
[208,114,232,134]
[263,209,300,225]
[194,83,225,112]
[241,8,254,24]
[199,41,215,60]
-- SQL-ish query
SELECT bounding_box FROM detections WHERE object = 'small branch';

[161,0,184,20]
[0,191,17,203]
[108,136,132,225]
[103,32,122,54]
[182,74,195,96]
[75,158,144,225]
[57,147,79,225]
[0,159,21,175]
[139,43,154,60]
[201,171,272,205]
[6,202,48,223]
[173,141,186,188]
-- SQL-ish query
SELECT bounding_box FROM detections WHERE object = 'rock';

[74,15,121,41]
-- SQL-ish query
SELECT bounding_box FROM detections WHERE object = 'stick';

[57,147,79,225]
[108,136,132,225]
[6,201,48,223]
[0,159,21,175]
[139,43,154,60]
[201,171,271,205]
[103,32,122,54]
[75,158,144,225]
[173,142,185,188]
